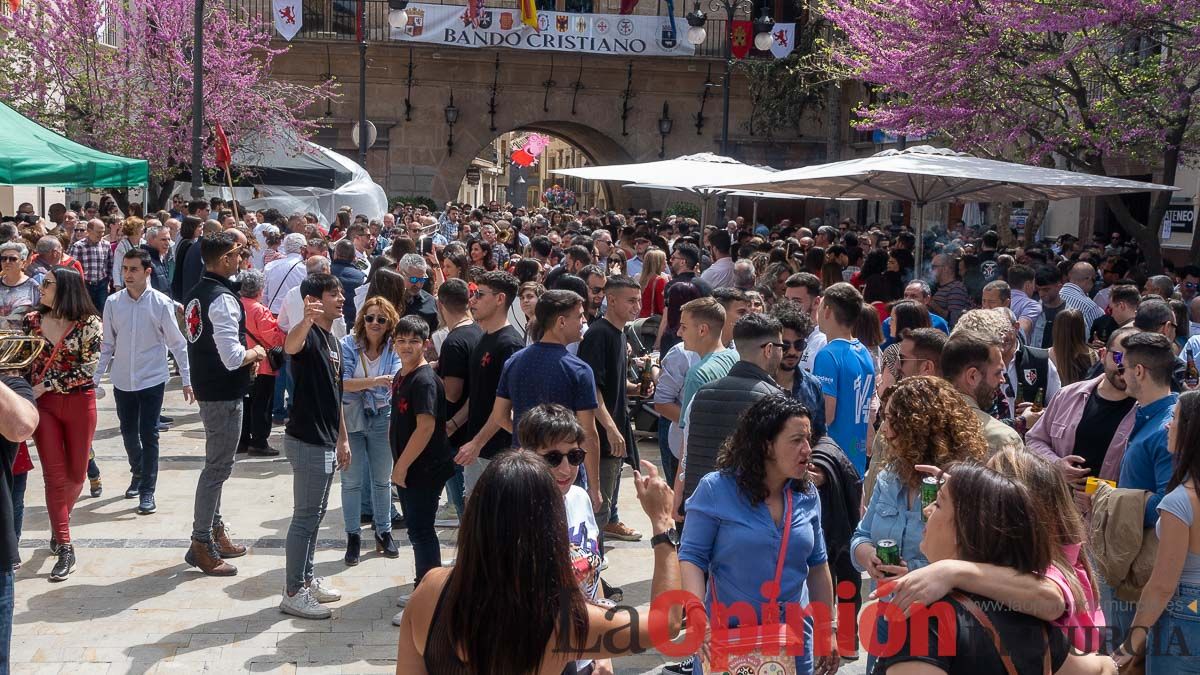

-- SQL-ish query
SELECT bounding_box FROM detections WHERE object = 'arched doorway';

[431,119,636,211]
[455,130,616,211]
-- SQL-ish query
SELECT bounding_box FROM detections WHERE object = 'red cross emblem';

[279,6,296,24]
[397,398,409,414]
[481,352,492,367]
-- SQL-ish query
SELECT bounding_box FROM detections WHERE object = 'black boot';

[49,544,75,582]
[345,533,361,566]
[375,531,399,559]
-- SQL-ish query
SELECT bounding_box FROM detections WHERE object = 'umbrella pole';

[914,201,925,277]
[752,199,758,231]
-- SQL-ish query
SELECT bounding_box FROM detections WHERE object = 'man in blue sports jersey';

[812,282,876,476]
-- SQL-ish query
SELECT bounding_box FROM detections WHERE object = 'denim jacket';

[339,335,401,412]
[850,468,930,573]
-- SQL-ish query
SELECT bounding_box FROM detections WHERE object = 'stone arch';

[430,118,636,211]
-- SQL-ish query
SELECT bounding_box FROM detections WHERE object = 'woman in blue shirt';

[339,296,402,565]
[852,376,988,670]
[679,395,839,675]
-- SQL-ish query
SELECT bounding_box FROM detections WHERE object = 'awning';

[0,100,149,188]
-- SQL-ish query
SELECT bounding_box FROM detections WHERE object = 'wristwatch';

[650,528,679,551]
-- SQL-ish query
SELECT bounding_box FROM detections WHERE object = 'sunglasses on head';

[541,448,586,468]
[362,314,388,325]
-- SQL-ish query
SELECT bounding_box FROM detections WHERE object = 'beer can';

[876,539,900,568]
[920,476,940,521]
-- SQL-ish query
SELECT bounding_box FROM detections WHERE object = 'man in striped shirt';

[1060,262,1104,328]
[930,253,972,329]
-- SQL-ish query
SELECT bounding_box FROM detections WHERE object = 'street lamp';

[444,93,459,154]
[658,102,673,158]
[686,0,772,224]
[190,0,205,199]
[388,0,409,30]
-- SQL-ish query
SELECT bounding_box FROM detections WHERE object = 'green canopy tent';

[0,100,149,188]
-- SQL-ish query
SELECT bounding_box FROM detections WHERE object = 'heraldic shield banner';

[391,3,695,57]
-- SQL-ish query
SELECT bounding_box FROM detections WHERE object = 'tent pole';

[915,201,925,278]
[752,198,758,231]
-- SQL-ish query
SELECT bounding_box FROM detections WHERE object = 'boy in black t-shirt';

[389,316,453,620]
[280,273,350,621]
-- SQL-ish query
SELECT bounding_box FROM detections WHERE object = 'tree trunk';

[1103,193,1163,274]
[993,202,1017,248]
[1023,200,1049,248]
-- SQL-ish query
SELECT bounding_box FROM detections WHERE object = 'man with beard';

[941,329,1023,455]
[1027,326,1138,488]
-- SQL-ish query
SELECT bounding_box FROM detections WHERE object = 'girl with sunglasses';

[516,403,608,674]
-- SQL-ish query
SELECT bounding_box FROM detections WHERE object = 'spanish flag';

[520,0,538,30]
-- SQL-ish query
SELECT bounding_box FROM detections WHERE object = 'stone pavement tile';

[11,665,64,675]
[216,646,307,664]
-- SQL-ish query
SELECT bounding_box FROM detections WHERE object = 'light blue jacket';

[339,335,401,412]
[850,468,930,573]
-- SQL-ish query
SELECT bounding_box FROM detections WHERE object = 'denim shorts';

[1147,582,1200,674]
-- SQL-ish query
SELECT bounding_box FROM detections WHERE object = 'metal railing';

[230,0,729,57]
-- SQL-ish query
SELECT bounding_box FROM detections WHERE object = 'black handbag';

[245,326,285,371]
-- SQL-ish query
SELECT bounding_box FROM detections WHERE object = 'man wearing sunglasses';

[397,254,438,335]
[1177,265,1200,304]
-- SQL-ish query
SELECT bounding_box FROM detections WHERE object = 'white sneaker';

[392,609,405,626]
[396,592,412,607]
[280,588,331,619]
[308,577,342,603]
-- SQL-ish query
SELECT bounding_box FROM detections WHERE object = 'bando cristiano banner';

[390,3,695,57]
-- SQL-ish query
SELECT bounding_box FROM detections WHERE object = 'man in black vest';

[183,233,267,576]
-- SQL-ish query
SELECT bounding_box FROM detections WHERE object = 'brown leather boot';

[184,539,237,576]
[212,522,247,559]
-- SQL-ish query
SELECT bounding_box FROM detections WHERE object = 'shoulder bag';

[703,489,804,675]
[950,591,1051,675]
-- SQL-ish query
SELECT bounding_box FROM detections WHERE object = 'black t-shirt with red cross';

[465,325,525,459]
[390,363,453,485]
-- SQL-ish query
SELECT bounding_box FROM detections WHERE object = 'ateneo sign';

[391,3,695,57]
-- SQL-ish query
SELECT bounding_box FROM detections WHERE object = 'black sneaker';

[601,578,623,603]
[137,494,156,515]
[662,656,694,674]
[248,445,280,457]
[159,415,174,424]
[49,545,75,582]
[125,475,141,499]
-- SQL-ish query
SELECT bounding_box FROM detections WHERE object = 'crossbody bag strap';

[949,592,1022,675]
[266,259,303,312]
[709,489,794,608]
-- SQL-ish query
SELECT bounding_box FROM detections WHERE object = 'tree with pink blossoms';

[820,0,1200,271]
[0,0,336,209]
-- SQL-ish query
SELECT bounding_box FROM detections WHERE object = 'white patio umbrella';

[713,145,1177,264]
[551,153,779,225]
[624,183,852,229]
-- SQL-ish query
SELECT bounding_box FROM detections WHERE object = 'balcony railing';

[230,0,729,57]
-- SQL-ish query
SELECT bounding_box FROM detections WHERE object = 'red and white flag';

[213,122,233,170]
[769,22,796,59]
[272,0,302,41]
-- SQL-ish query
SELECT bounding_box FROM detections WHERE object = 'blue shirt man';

[881,312,949,349]
[1118,391,1177,527]
[812,282,876,477]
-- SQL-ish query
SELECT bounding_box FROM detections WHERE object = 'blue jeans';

[342,408,392,535]
[86,280,109,314]
[0,571,11,674]
[272,358,292,420]
[284,434,335,595]
[659,423,679,490]
[11,473,26,543]
[445,462,465,517]
[1103,581,1138,649]
[114,383,165,495]
[1146,582,1200,674]
[398,476,448,585]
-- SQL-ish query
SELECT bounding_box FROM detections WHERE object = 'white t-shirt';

[564,485,602,671]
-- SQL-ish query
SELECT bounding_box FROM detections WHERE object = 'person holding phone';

[279,273,351,620]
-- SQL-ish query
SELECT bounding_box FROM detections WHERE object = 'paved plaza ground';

[10,381,870,674]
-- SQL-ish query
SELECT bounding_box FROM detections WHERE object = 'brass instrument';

[0,330,44,370]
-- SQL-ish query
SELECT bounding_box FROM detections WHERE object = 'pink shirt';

[1044,543,1105,652]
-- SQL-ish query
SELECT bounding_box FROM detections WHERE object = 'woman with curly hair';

[679,395,840,675]
[851,375,988,670]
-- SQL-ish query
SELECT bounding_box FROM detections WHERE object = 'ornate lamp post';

[686,0,773,224]
[658,102,674,158]
[444,93,460,155]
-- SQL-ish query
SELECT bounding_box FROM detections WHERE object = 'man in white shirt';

[95,248,194,516]
[263,233,307,315]
[278,256,347,338]
[699,230,735,289]
[783,272,827,372]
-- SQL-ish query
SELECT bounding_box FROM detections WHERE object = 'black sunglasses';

[362,314,389,325]
[542,448,586,468]
[780,339,806,352]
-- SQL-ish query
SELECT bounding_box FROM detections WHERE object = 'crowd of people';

[0,193,1197,675]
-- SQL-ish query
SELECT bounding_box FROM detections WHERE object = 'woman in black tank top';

[395,451,683,674]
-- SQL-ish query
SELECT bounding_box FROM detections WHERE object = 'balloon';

[525,133,551,157]
[511,148,535,167]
